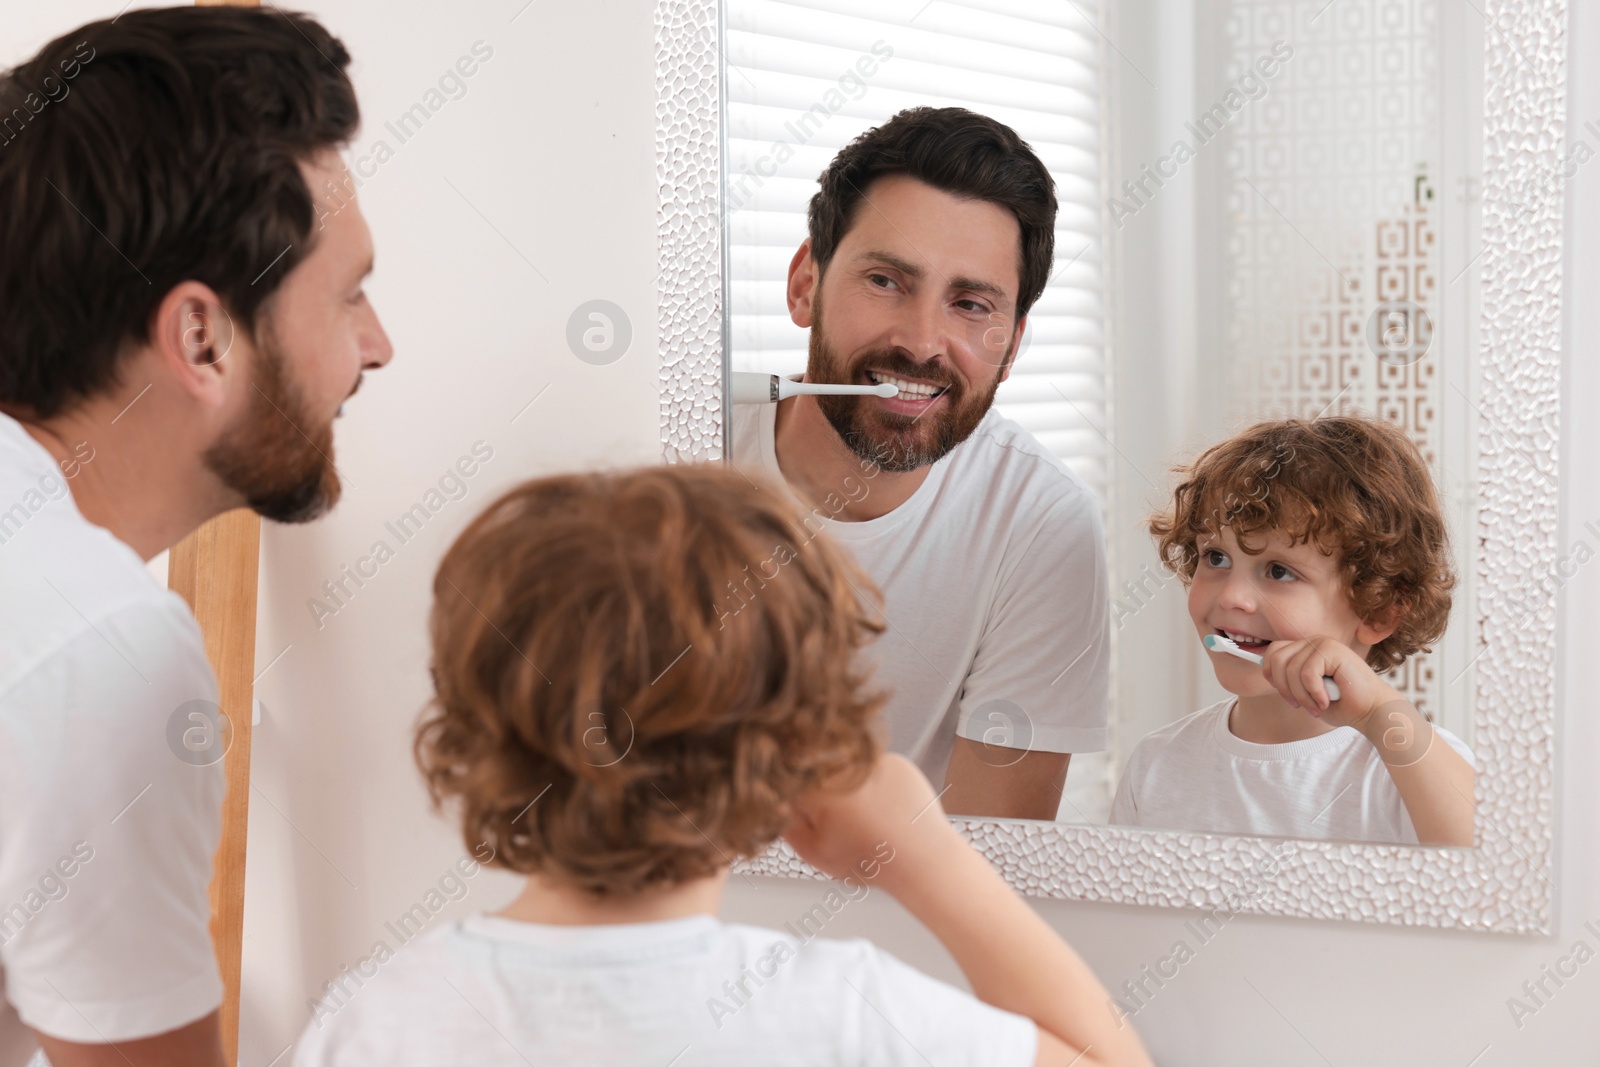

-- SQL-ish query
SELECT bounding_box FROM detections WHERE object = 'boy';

[1110,416,1475,846]
[294,465,1151,1066]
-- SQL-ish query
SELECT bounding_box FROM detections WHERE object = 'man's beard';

[808,306,1006,474]
[203,326,342,524]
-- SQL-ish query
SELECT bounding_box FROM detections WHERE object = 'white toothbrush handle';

[777,378,897,400]
[1213,641,1342,701]
[729,371,898,403]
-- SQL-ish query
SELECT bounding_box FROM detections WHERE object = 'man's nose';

[363,307,395,370]
[885,292,947,365]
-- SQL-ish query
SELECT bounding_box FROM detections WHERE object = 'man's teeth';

[868,370,946,399]
[1221,629,1269,646]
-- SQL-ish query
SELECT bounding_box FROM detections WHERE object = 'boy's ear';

[1356,601,1406,646]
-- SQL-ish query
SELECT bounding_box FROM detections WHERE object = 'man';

[0,9,389,1066]
[731,107,1110,821]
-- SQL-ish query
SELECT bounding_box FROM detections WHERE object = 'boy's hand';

[1259,635,1404,734]
[781,753,958,891]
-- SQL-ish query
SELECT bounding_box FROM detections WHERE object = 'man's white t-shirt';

[1109,697,1476,844]
[0,412,223,1063]
[292,913,1037,1066]
[730,400,1110,785]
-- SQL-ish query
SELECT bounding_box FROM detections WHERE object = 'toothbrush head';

[871,382,899,397]
[1203,632,1265,667]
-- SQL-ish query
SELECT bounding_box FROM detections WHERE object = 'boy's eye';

[1266,562,1297,581]
[1202,548,1229,569]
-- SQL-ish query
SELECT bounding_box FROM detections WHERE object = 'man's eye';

[956,299,988,313]
[868,273,894,289]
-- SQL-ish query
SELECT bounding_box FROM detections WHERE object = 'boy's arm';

[1357,698,1476,846]
[1262,636,1476,846]
[885,819,1151,1066]
[785,755,1153,1067]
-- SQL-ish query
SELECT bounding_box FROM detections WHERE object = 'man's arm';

[0,603,227,1063]
[947,490,1110,823]
[942,738,1070,820]
[36,1011,224,1067]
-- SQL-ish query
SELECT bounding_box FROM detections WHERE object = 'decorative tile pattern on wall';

[1220,0,1444,720]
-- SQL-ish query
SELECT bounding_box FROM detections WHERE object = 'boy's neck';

[496,868,728,927]
[1228,692,1338,745]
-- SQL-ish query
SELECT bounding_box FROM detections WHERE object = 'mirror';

[658,0,1561,930]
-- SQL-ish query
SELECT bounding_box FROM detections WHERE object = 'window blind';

[724,0,1110,501]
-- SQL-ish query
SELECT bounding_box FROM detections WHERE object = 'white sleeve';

[1433,726,1476,769]
[0,597,225,1042]
[955,492,1110,754]
[850,943,1037,1067]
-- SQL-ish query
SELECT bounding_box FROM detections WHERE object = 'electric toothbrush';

[1202,633,1342,702]
[731,370,899,404]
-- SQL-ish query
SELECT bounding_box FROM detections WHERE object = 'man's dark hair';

[0,6,359,418]
[807,106,1057,322]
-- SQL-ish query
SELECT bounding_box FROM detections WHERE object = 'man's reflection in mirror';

[730,107,1110,820]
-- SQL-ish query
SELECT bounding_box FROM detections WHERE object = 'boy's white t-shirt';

[0,412,224,1062]
[1109,697,1476,844]
[293,913,1037,1067]
[731,399,1110,785]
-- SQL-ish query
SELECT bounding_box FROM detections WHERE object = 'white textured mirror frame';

[653,0,1563,934]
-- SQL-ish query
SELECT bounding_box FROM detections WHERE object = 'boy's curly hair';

[1147,416,1455,671]
[415,463,887,897]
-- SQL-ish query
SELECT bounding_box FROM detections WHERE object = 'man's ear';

[786,238,819,328]
[148,281,239,410]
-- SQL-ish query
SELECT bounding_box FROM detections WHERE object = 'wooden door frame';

[167,509,258,1066]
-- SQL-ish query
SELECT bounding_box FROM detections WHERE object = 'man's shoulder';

[0,511,198,698]
[954,409,1099,518]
